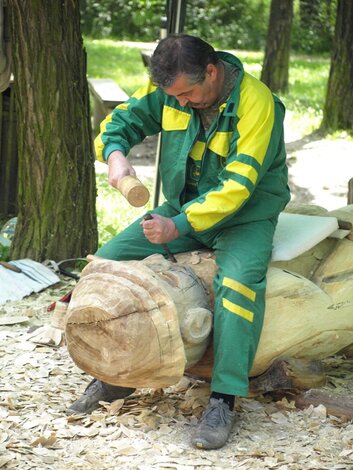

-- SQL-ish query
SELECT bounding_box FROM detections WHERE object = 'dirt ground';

[1,128,353,470]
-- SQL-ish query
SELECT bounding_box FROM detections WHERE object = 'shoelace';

[200,401,231,428]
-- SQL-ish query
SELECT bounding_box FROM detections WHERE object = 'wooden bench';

[88,78,129,135]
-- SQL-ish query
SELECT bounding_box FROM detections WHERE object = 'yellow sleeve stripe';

[225,160,258,185]
[190,141,206,161]
[223,298,254,322]
[116,102,129,110]
[94,113,113,162]
[223,277,256,301]
[237,73,274,165]
[185,179,250,231]
[132,82,158,100]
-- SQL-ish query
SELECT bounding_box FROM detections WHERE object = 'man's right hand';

[107,150,136,189]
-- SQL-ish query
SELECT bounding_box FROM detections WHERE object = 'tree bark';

[260,0,294,93]
[9,0,98,260]
[321,0,353,133]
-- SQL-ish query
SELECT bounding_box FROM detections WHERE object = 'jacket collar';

[216,51,244,117]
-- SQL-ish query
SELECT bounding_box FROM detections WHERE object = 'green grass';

[95,171,154,247]
[85,38,149,95]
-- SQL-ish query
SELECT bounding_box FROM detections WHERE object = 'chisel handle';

[0,261,22,273]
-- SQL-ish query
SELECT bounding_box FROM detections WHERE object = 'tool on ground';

[117,175,150,207]
[143,213,177,263]
[0,259,61,305]
[0,260,22,273]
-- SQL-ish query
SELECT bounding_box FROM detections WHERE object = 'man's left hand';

[141,214,179,244]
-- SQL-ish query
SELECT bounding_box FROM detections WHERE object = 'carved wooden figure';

[65,204,353,393]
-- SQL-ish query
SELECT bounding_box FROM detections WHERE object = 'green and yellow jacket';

[95,52,290,236]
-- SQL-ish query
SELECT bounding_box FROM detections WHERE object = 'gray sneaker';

[68,378,135,415]
[192,398,235,450]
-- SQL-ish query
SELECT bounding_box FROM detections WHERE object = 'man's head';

[150,35,223,109]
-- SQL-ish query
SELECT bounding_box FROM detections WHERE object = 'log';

[313,238,353,303]
[65,203,353,390]
[65,255,212,388]
[293,389,353,420]
[188,357,327,396]
[248,358,326,395]
[186,259,353,378]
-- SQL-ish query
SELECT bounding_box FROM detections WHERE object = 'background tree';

[9,0,98,261]
[321,0,353,133]
[292,0,336,54]
[260,0,294,93]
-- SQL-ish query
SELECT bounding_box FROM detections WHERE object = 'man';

[69,35,290,450]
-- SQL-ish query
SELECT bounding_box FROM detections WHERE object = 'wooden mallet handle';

[117,175,150,207]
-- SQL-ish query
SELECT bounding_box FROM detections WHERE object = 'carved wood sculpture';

[65,203,353,394]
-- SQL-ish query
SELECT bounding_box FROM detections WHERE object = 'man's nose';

[177,96,189,107]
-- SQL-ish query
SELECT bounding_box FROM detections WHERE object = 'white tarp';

[0,259,60,305]
[272,213,339,261]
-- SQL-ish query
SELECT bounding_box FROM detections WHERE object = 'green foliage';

[0,244,10,261]
[291,0,337,54]
[184,0,270,50]
[80,0,336,54]
[80,0,164,41]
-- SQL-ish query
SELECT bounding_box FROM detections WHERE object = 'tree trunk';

[260,0,294,93]
[9,0,98,261]
[321,0,353,133]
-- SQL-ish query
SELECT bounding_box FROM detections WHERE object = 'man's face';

[163,64,220,109]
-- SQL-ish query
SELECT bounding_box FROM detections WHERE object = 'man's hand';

[141,214,179,244]
[107,150,136,189]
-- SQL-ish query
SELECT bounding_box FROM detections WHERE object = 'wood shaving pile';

[1,280,353,470]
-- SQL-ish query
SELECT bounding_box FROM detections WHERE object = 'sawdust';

[1,278,353,469]
[1,133,353,469]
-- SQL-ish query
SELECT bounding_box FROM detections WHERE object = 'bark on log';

[248,358,326,395]
[293,389,353,420]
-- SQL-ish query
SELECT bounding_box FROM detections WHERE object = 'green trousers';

[96,202,277,397]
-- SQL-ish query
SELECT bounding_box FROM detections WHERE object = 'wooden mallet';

[117,175,150,207]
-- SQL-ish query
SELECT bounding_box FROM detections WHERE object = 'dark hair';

[150,35,219,88]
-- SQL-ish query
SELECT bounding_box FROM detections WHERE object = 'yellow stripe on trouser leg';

[223,277,256,302]
[222,298,254,322]
[205,218,277,398]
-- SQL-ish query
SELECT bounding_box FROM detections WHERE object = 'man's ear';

[206,63,218,81]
